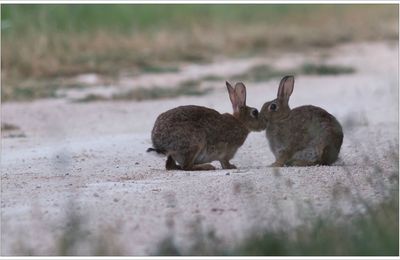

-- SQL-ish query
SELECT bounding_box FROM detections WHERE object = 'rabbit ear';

[226,81,239,113]
[277,75,294,102]
[234,82,247,107]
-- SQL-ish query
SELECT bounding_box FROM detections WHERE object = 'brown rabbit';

[148,82,264,171]
[259,76,343,167]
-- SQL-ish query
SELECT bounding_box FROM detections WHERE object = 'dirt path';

[1,41,398,255]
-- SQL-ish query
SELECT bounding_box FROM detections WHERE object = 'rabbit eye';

[269,103,277,111]
[250,109,258,118]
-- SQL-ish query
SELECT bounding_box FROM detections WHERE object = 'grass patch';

[75,80,211,102]
[300,63,355,75]
[56,212,123,255]
[178,79,201,88]
[232,62,356,82]
[112,82,211,101]
[234,197,398,256]
[155,216,225,256]
[154,191,399,256]
[13,210,124,255]
[2,5,397,101]
[13,191,398,256]
[232,64,286,82]
[201,75,224,81]
[140,65,180,74]
[1,79,86,102]
[2,83,58,101]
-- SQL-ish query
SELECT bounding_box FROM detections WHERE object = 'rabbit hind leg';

[165,155,181,170]
[289,147,319,166]
[177,147,215,171]
[320,144,340,165]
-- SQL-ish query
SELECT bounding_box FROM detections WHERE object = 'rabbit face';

[237,105,265,131]
[260,98,291,124]
[259,75,294,125]
[226,81,265,131]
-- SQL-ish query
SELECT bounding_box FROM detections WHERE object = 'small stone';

[93,193,99,197]
[225,172,230,176]
[135,162,139,165]
[113,198,119,202]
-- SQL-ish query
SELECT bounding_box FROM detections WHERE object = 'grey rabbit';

[148,82,264,171]
[259,75,343,166]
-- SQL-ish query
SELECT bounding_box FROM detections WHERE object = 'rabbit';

[259,75,343,167]
[147,82,264,171]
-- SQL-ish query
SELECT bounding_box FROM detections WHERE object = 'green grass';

[1,79,85,101]
[75,80,211,102]
[232,63,356,82]
[201,75,225,81]
[112,82,211,101]
[5,84,59,101]
[235,197,398,256]
[140,65,180,74]
[0,5,344,34]
[14,210,125,256]
[301,63,355,75]
[56,212,124,256]
[1,4,398,101]
[232,64,286,82]
[154,191,399,256]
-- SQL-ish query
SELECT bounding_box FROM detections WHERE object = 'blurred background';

[1,4,398,101]
[1,4,398,256]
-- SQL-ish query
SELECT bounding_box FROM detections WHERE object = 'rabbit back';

[266,105,343,165]
[151,105,249,165]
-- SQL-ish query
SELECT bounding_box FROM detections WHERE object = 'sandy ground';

[1,41,398,255]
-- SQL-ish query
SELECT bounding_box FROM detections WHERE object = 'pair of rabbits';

[148,76,343,171]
